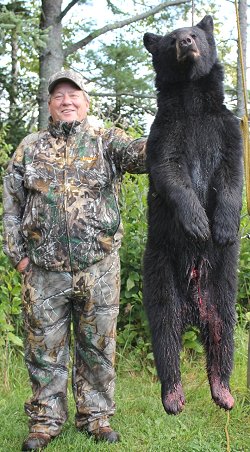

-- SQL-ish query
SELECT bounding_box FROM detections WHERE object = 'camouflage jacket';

[3,118,146,271]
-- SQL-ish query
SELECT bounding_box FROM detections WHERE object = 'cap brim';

[48,77,82,94]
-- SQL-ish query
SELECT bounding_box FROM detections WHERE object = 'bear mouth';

[177,48,200,62]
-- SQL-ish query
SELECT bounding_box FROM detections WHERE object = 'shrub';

[0,127,23,386]
[238,190,250,314]
[118,173,150,350]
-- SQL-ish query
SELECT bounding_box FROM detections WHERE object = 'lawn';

[0,327,249,452]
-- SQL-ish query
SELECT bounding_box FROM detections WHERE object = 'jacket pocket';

[20,193,51,248]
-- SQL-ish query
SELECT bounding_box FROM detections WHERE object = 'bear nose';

[179,37,192,48]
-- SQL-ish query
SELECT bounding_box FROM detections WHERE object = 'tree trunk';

[236,0,248,118]
[38,0,64,129]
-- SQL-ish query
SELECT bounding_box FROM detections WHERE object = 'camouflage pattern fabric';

[3,118,146,436]
[3,118,146,271]
[23,252,120,436]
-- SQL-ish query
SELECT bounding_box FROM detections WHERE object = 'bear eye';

[191,34,196,39]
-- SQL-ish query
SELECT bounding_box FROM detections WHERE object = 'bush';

[118,173,150,353]
[0,127,23,387]
[0,237,23,351]
[238,190,250,314]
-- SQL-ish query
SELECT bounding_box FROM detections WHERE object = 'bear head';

[144,15,217,86]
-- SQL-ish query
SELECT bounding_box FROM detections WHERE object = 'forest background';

[0,3,249,449]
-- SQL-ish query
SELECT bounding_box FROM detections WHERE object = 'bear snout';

[176,34,200,62]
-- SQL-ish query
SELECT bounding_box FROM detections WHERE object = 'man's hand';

[16,257,30,273]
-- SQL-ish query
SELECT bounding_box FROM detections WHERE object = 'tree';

[83,38,155,129]
[2,1,245,136]
[38,0,190,128]
[0,0,47,147]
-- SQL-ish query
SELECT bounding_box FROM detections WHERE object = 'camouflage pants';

[22,252,120,437]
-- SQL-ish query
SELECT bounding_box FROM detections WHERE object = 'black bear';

[143,15,243,415]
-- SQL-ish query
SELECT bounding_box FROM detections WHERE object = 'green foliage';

[0,125,23,365]
[182,327,203,354]
[0,214,23,390]
[0,2,48,54]
[238,189,250,312]
[106,0,125,16]
[0,1,47,149]
[118,173,149,351]
[0,125,13,193]
[0,242,23,351]
[84,38,154,129]
[0,216,23,390]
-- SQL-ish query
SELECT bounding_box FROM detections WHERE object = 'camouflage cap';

[48,69,89,100]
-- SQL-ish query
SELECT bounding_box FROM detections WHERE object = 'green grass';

[0,327,249,452]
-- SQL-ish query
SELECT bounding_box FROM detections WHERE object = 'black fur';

[143,15,243,414]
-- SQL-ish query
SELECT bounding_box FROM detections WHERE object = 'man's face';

[48,81,89,122]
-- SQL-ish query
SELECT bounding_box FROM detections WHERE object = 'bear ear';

[143,32,161,54]
[196,15,214,33]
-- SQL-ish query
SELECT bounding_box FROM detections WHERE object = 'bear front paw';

[212,221,237,246]
[182,209,210,242]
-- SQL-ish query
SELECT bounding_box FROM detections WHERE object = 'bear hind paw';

[161,382,185,415]
[211,379,234,410]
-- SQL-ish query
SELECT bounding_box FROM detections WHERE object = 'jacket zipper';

[63,137,75,279]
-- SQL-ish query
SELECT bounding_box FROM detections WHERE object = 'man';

[3,69,146,450]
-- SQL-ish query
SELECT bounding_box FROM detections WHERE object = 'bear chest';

[184,127,222,199]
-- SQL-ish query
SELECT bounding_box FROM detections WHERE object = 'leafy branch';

[64,0,189,57]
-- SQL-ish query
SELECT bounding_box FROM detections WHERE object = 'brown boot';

[88,427,120,443]
[22,433,52,451]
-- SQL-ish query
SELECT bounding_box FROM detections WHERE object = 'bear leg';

[197,251,237,411]
[200,300,235,410]
[143,248,185,415]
